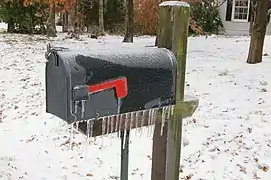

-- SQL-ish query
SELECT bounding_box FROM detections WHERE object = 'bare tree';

[123,0,134,43]
[247,0,270,64]
[249,0,256,35]
[47,1,57,37]
[62,12,69,33]
[98,0,105,36]
[213,0,227,7]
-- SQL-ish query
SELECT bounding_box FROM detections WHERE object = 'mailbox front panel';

[45,47,177,124]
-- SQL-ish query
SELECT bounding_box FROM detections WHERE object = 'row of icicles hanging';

[68,104,175,149]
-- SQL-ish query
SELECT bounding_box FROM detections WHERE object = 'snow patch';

[1,33,271,179]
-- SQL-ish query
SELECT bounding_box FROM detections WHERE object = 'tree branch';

[216,0,227,8]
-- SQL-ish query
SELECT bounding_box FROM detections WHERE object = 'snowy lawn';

[1,30,271,180]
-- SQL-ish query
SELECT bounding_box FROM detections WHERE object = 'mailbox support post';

[151,2,173,180]
[166,2,190,180]
[151,2,190,180]
[120,130,130,180]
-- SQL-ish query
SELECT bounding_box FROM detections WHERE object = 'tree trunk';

[123,0,134,43]
[249,0,256,35]
[62,12,69,32]
[155,36,158,46]
[47,2,57,37]
[7,19,15,33]
[98,0,105,36]
[247,0,268,64]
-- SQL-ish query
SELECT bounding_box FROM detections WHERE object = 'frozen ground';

[1,23,271,180]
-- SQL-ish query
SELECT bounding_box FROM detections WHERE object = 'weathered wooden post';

[151,1,173,180]
[166,2,190,180]
[152,1,191,180]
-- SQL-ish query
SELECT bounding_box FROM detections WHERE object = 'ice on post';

[45,45,178,137]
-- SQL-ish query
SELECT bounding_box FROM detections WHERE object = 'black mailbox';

[45,46,177,124]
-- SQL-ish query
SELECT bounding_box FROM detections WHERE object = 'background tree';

[133,0,223,45]
[98,0,105,36]
[104,0,125,33]
[249,0,256,35]
[123,0,134,42]
[247,0,270,64]
[47,1,57,37]
[23,0,76,36]
[62,11,69,32]
[0,0,48,34]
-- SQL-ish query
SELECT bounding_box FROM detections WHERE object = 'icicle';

[124,113,128,131]
[150,109,155,125]
[141,110,146,127]
[86,120,91,140]
[115,115,119,132]
[167,106,171,119]
[74,101,79,114]
[130,112,133,130]
[171,105,175,115]
[120,114,124,134]
[129,113,132,130]
[90,120,94,139]
[149,109,156,137]
[128,113,131,130]
[135,111,139,135]
[101,117,107,145]
[122,129,126,149]
[166,106,170,120]
[110,116,114,134]
[148,109,152,125]
[115,115,120,134]
[81,100,86,119]
[160,107,167,136]
[109,116,114,145]
[102,117,106,136]
[147,109,152,136]
[130,112,135,131]
[140,110,147,137]
[75,121,79,132]
[153,108,158,129]
[154,108,158,122]
[117,98,122,137]
[84,120,90,159]
[69,122,74,150]
[107,117,110,135]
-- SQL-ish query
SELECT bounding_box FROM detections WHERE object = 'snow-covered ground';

[1,22,271,180]
[0,23,7,32]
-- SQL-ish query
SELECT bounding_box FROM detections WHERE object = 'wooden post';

[163,2,190,180]
[151,2,173,180]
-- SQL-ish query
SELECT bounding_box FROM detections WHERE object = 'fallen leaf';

[263,164,269,172]
[109,175,119,179]
[237,164,247,174]
[184,173,193,180]
[86,173,93,177]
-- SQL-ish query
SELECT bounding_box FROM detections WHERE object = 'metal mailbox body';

[45,47,177,124]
